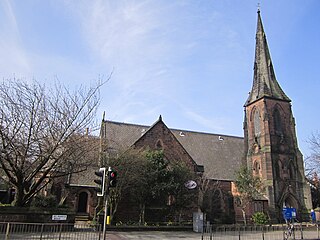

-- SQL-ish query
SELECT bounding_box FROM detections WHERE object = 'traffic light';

[94,167,106,196]
[108,169,117,188]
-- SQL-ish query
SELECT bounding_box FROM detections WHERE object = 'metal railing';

[0,222,102,240]
[202,223,320,240]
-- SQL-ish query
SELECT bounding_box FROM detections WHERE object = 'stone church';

[64,10,312,224]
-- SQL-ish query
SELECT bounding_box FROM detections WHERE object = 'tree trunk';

[139,203,145,225]
[178,209,183,225]
[12,178,27,207]
[241,209,247,225]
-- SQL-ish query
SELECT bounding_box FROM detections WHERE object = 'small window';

[254,110,261,137]
[254,201,264,212]
[273,108,283,134]
[156,139,163,149]
[288,161,295,179]
[253,161,260,174]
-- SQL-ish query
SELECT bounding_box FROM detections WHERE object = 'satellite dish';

[185,180,197,189]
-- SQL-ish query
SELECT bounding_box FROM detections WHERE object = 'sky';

[0,0,319,158]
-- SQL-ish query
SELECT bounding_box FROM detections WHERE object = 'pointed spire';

[245,10,290,106]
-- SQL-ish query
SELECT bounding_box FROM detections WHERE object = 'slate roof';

[67,136,100,187]
[102,120,244,181]
[171,129,244,181]
[101,120,149,151]
[68,167,98,187]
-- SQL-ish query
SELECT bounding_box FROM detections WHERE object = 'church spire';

[245,10,290,106]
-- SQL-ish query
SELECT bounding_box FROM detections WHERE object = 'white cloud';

[59,1,182,121]
[184,109,227,133]
[57,0,250,129]
[0,0,31,77]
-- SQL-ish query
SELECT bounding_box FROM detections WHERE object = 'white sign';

[52,215,67,221]
[185,180,197,189]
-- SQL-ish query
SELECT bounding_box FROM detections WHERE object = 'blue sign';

[282,208,297,220]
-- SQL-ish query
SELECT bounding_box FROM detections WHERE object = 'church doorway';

[283,195,298,209]
[77,192,88,213]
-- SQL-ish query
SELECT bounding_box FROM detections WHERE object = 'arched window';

[273,108,283,134]
[156,139,163,149]
[254,201,264,212]
[253,161,260,175]
[288,161,296,179]
[202,188,224,223]
[275,160,281,178]
[254,110,261,137]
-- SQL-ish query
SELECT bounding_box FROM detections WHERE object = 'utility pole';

[102,166,112,240]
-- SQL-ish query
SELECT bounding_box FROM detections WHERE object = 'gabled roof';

[101,119,244,181]
[245,10,290,106]
[170,129,244,181]
[66,136,100,186]
[132,116,198,169]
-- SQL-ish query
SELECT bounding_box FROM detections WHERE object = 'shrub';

[252,212,269,225]
[0,203,11,207]
[32,195,58,209]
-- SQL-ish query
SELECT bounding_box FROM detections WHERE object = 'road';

[105,230,320,240]
[106,231,201,240]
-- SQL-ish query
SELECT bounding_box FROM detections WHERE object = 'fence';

[0,222,102,240]
[202,223,320,240]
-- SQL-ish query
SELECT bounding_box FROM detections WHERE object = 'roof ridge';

[103,119,150,129]
[103,119,243,139]
[170,128,243,139]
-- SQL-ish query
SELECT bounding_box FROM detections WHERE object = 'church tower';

[243,10,312,221]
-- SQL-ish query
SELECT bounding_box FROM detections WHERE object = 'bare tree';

[234,165,264,225]
[306,132,320,176]
[197,174,222,223]
[107,148,147,223]
[0,79,105,206]
[305,132,320,209]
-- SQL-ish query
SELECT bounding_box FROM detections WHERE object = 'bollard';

[40,224,44,240]
[5,222,10,240]
[58,224,62,240]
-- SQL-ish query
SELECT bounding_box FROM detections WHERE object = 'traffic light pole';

[102,166,112,240]
[103,193,108,240]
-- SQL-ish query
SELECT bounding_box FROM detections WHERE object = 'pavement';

[105,231,202,240]
[104,230,320,240]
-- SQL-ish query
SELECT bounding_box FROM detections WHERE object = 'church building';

[65,10,312,224]
[243,9,312,220]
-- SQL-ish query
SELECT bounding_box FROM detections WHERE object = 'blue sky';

[0,0,319,158]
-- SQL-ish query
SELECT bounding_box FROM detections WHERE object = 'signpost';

[52,215,67,221]
[282,208,296,239]
[282,207,297,221]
